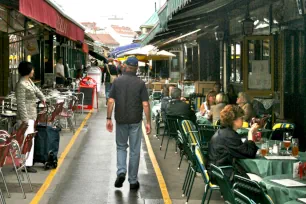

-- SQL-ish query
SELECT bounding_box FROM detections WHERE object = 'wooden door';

[243,36,275,98]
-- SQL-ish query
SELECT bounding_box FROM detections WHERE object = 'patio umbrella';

[149,50,176,60]
[119,45,157,57]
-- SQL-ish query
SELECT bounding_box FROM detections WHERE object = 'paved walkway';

[43,107,163,204]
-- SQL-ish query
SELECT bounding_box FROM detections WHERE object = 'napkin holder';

[299,162,306,179]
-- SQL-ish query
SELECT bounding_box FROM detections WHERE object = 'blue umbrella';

[109,43,141,58]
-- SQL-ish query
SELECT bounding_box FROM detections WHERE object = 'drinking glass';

[292,138,299,157]
[283,132,292,155]
[261,141,269,157]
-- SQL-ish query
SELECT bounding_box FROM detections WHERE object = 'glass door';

[243,36,275,97]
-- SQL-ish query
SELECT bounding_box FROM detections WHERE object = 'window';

[247,39,271,90]
[230,42,242,83]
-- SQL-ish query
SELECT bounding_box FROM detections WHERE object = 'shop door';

[282,30,306,150]
[243,36,275,98]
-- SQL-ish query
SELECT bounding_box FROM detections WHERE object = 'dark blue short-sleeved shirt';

[109,71,149,124]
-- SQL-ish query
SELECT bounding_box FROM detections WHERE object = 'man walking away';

[106,56,151,190]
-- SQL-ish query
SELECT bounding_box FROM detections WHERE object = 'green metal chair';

[233,175,274,204]
[270,123,295,141]
[233,189,256,204]
[197,124,220,151]
[178,120,199,203]
[195,146,221,204]
[211,164,236,204]
[162,115,186,159]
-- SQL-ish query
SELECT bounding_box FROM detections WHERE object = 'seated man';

[166,87,196,122]
[161,84,176,122]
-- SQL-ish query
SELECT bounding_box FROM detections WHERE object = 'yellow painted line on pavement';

[142,123,172,204]
[30,109,94,204]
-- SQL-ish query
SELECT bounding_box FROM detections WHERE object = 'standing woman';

[16,61,46,173]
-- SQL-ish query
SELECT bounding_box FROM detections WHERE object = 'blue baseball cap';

[126,56,138,67]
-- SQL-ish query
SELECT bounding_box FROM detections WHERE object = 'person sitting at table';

[199,91,216,119]
[208,93,228,124]
[207,105,259,183]
[212,82,222,94]
[166,88,196,123]
[16,61,46,173]
[226,84,237,105]
[161,84,176,122]
[237,92,255,123]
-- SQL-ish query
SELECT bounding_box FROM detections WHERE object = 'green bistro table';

[284,201,305,204]
[260,174,306,204]
[237,152,306,178]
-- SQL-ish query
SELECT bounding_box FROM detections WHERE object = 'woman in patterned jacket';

[16,61,46,173]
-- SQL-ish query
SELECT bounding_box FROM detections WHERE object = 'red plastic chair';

[49,102,64,123]
[5,132,37,199]
[11,122,28,147]
[0,135,11,201]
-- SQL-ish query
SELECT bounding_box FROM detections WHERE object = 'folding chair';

[195,146,222,204]
[12,122,28,147]
[162,115,186,159]
[73,92,84,115]
[59,95,77,133]
[211,164,235,204]
[5,132,37,199]
[0,134,11,200]
[233,175,274,204]
[197,124,220,151]
[49,102,64,123]
[233,190,256,204]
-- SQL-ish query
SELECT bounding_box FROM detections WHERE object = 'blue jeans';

[116,121,142,184]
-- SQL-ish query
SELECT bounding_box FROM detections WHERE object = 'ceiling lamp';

[242,0,254,36]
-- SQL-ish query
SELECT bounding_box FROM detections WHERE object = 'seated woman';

[236,92,255,123]
[207,105,259,182]
[209,93,228,124]
[199,91,216,119]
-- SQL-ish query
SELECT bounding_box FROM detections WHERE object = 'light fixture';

[215,29,224,41]
[242,0,254,35]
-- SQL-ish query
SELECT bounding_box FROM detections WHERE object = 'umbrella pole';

[154,60,156,79]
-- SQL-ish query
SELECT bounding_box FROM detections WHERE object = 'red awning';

[19,0,84,42]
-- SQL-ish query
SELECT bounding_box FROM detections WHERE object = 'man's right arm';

[143,101,151,125]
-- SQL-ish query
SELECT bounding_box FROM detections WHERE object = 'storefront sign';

[56,14,68,36]
[19,0,84,42]
[24,37,39,56]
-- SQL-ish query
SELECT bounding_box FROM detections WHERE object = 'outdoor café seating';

[154,100,306,204]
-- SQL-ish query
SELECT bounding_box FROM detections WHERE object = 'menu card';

[297,198,306,203]
[265,156,298,160]
[270,179,306,187]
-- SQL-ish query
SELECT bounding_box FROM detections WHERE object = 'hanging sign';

[24,38,39,56]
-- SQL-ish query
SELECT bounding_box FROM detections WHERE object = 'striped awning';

[167,0,192,19]
[141,23,161,46]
